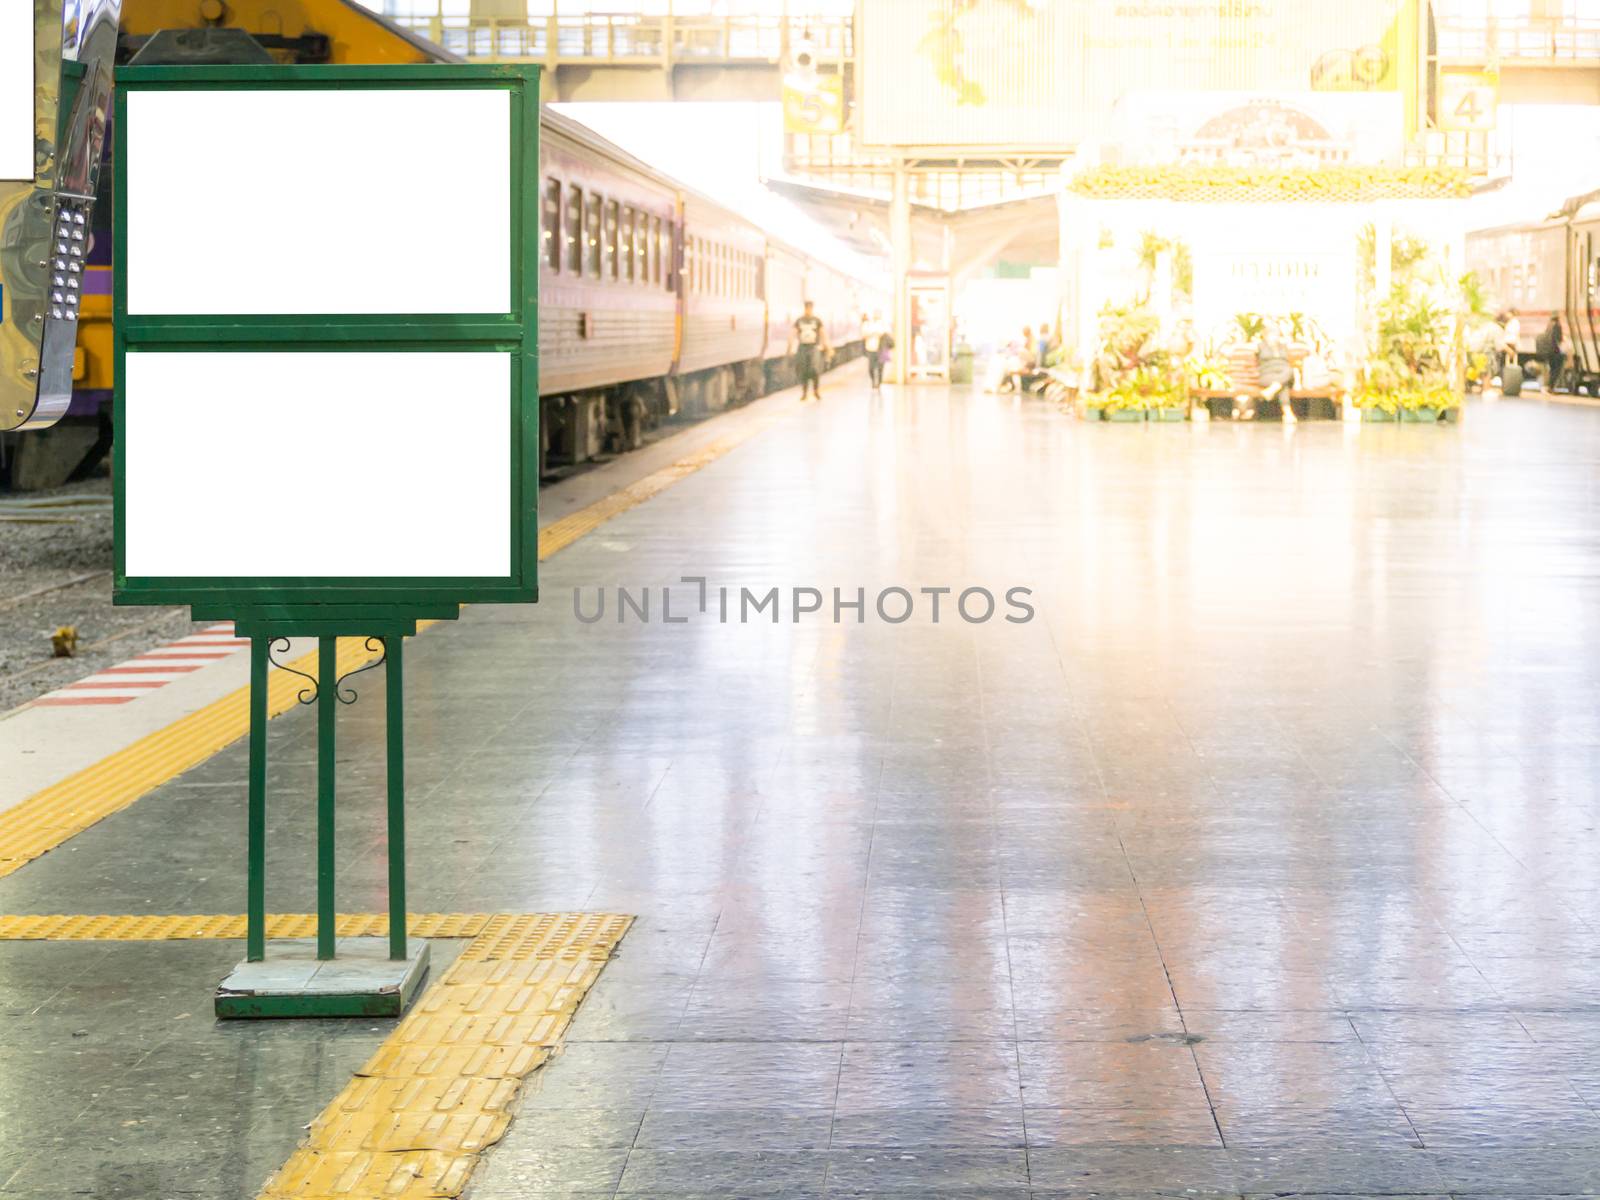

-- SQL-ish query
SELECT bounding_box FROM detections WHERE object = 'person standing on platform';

[1537,315,1565,391]
[862,311,889,389]
[1499,309,1521,381]
[792,300,831,401]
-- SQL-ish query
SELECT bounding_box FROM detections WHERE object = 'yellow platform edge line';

[0,412,787,881]
[0,912,633,1200]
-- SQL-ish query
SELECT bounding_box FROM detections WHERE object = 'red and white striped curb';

[31,623,248,708]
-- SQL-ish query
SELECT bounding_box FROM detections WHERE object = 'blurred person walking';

[862,311,889,389]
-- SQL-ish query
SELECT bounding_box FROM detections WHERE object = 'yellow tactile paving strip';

[264,912,631,1199]
[0,912,633,1199]
[0,636,382,880]
[0,912,496,941]
[536,427,775,556]
[0,408,789,882]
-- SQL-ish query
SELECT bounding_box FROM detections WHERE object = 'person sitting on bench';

[1235,319,1295,421]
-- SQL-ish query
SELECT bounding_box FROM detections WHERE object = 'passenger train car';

[539,110,884,470]
[1466,191,1600,393]
[4,0,887,488]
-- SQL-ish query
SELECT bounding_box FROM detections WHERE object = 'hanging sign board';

[1438,70,1498,132]
[112,64,540,620]
[0,4,35,183]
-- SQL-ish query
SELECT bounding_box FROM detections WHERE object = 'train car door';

[1571,226,1600,391]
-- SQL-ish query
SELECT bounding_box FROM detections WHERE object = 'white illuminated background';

[123,352,511,577]
[125,88,511,313]
[0,5,33,181]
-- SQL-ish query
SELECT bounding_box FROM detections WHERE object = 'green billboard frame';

[112,63,540,624]
[106,64,541,1001]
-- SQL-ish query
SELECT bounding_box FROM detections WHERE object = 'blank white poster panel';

[0,6,34,181]
[125,89,511,314]
[124,352,512,577]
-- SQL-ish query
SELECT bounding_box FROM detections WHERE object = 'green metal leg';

[385,636,406,960]
[317,635,337,961]
[247,635,268,963]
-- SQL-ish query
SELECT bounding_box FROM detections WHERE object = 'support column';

[385,636,407,961]
[317,635,337,961]
[1374,210,1393,321]
[246,636,268,963]
[891,161,912,386]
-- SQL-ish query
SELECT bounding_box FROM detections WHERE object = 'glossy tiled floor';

[7,384,1600,1197]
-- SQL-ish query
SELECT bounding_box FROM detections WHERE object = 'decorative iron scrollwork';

[334,638,387,706]
[267,637,319,705]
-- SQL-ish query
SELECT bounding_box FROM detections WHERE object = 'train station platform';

[5,372,1600,1197]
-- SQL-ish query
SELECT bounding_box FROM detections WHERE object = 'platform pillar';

[891,162,912,386]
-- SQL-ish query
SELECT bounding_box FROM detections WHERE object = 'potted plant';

[1357,280,1462,423]
[1081,303,1189,422]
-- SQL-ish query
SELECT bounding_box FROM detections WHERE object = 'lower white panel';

[124,352,512,578]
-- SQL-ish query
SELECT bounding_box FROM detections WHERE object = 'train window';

[645,215,656,284]
[756,253,765,301]
[633,208,645,282]
[632,213,642,288]
[620,204,634,281]
[585,192,602,278]
[630,209,643,288]
[604,200,619,280]
[543,178,561,273]
[664,223,674,291]
[565,184,582,275]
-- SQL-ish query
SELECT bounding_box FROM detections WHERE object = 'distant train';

[539,109,888,470]
[1466,190,1600,394]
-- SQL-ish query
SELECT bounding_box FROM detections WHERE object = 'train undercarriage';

[540,342,863,476]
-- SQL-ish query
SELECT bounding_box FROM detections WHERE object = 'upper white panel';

[123,351,512,578]
[125,88,511,314]
[0,6,34,182]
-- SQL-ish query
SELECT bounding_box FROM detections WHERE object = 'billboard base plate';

[215,936,430,1019]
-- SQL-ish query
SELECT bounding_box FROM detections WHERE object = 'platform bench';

[1192,389,1346,421]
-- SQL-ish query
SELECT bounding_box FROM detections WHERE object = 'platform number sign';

[111,65,540,621]
[1439,70,1498,133]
